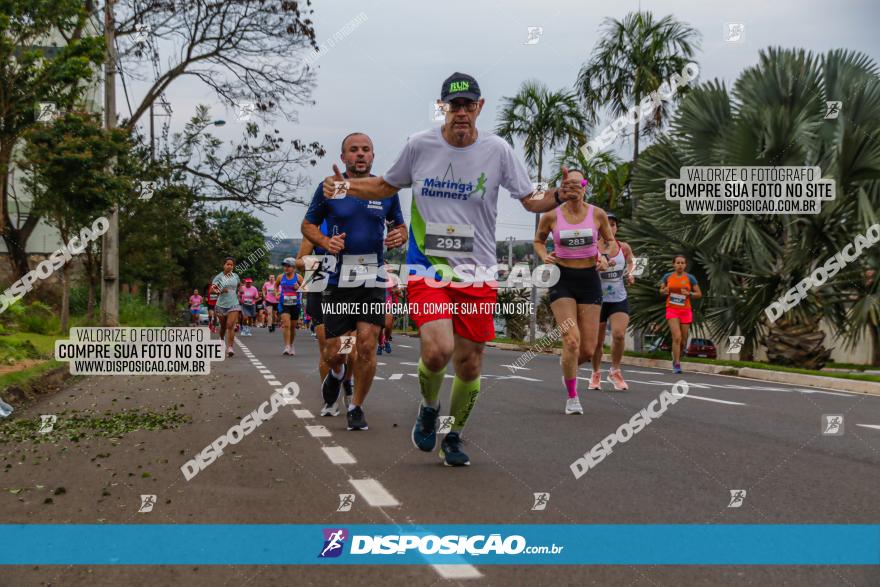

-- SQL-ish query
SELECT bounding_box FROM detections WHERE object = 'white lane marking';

[401,361,419,366]
[583,367,662,375]
[305,425,331,438]
[322,446,356,464]
[491,374,542,382]
[501,364,530,371]
[377,362,387,366]
[398,344,413,348]
[619,379,746,404]
[432,564,483,579]
[268,381,282,387]
[856,424,880,430]
[795,388,854,397]
[682,394,746,406]
[389,373,403,380]
[258,369,271,374]
[350,478,400,507]
[407,373,418,378]
[293,409,314,418]
[374,375,384,380]
[668,369,871,396]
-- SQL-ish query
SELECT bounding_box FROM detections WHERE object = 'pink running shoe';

[589,371,601,390]
[608,368,629,391]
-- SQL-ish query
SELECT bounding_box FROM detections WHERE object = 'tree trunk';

[60,262,70,331]
[1,142,42,277]
[763,317,832,370]
[2,212,40,279]
[870,323,880,367]
[0,141,12,232]
[742,336,755,362]
[82,243,100,322]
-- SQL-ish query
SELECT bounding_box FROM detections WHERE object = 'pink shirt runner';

[552,203,598,259]
[239,286,259,305]
[262,281,278,303]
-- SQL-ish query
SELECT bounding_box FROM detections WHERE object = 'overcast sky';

[139,0,880,241]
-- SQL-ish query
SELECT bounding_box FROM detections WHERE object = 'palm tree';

[626,48,880,367]
[552,148,630,216]
[496,81,587,186]
[496,81,587,342]
[576,11,700,170]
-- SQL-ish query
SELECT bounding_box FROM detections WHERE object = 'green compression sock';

[418,359,445,408]
[449,376,481,433]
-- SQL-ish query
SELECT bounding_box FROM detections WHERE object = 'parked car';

[686,338,717,359]
[645,335,671,353]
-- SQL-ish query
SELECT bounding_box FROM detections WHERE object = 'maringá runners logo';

[420,163,488,201]
[319,528,348,558]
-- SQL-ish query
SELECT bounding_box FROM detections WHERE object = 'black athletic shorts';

[322,285,386,338]
[307,292,324,326]
[548,265,603,305]
[280,303,301,320]
[256,302,264,311]
[600,298,629,323]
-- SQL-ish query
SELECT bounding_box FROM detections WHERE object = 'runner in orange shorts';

[660,254,702,374]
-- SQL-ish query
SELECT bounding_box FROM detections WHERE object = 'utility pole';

[149,102,154,161]
[506,236,515,269]
[101,0,119,326]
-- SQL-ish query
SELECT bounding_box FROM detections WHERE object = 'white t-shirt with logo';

[384,126,533,282]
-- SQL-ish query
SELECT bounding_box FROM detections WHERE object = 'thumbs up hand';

[323,164,350,198]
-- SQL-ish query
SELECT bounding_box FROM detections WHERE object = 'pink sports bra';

[552,204,598,259]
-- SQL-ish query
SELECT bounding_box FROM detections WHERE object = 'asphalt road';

[2,326,879,586]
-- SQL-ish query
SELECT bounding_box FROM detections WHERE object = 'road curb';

[481,340,880,396]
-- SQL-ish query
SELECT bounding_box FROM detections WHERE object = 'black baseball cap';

[441,72,481,102]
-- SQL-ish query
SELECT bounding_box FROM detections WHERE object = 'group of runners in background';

[183,71,702,466]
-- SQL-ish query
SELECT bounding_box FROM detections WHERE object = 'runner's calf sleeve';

[450,376,480,433]
[418,359,445,408]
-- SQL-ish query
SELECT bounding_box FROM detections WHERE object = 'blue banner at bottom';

[0,525,878,565]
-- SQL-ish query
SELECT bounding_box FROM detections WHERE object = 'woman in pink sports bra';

[534,169,615,416]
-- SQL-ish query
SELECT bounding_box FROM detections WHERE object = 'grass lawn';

[0,360,62,391]
[2,332,60,357]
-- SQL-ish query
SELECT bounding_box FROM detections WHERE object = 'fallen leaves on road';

[0,406,191,444]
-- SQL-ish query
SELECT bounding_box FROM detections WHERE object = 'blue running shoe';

[673,362,682,374]
[377,344,383,356]
[411,403,440,451]
[439,431,470,466]
[384,341,392,354]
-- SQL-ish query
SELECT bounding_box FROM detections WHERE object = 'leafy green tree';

[208,208,270,281]
[20,111,134,327]
[496,81,587,186]
[575,11,699,169]
[0,0,104,276]
[119,183,212,309]
[626,48,880,367]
